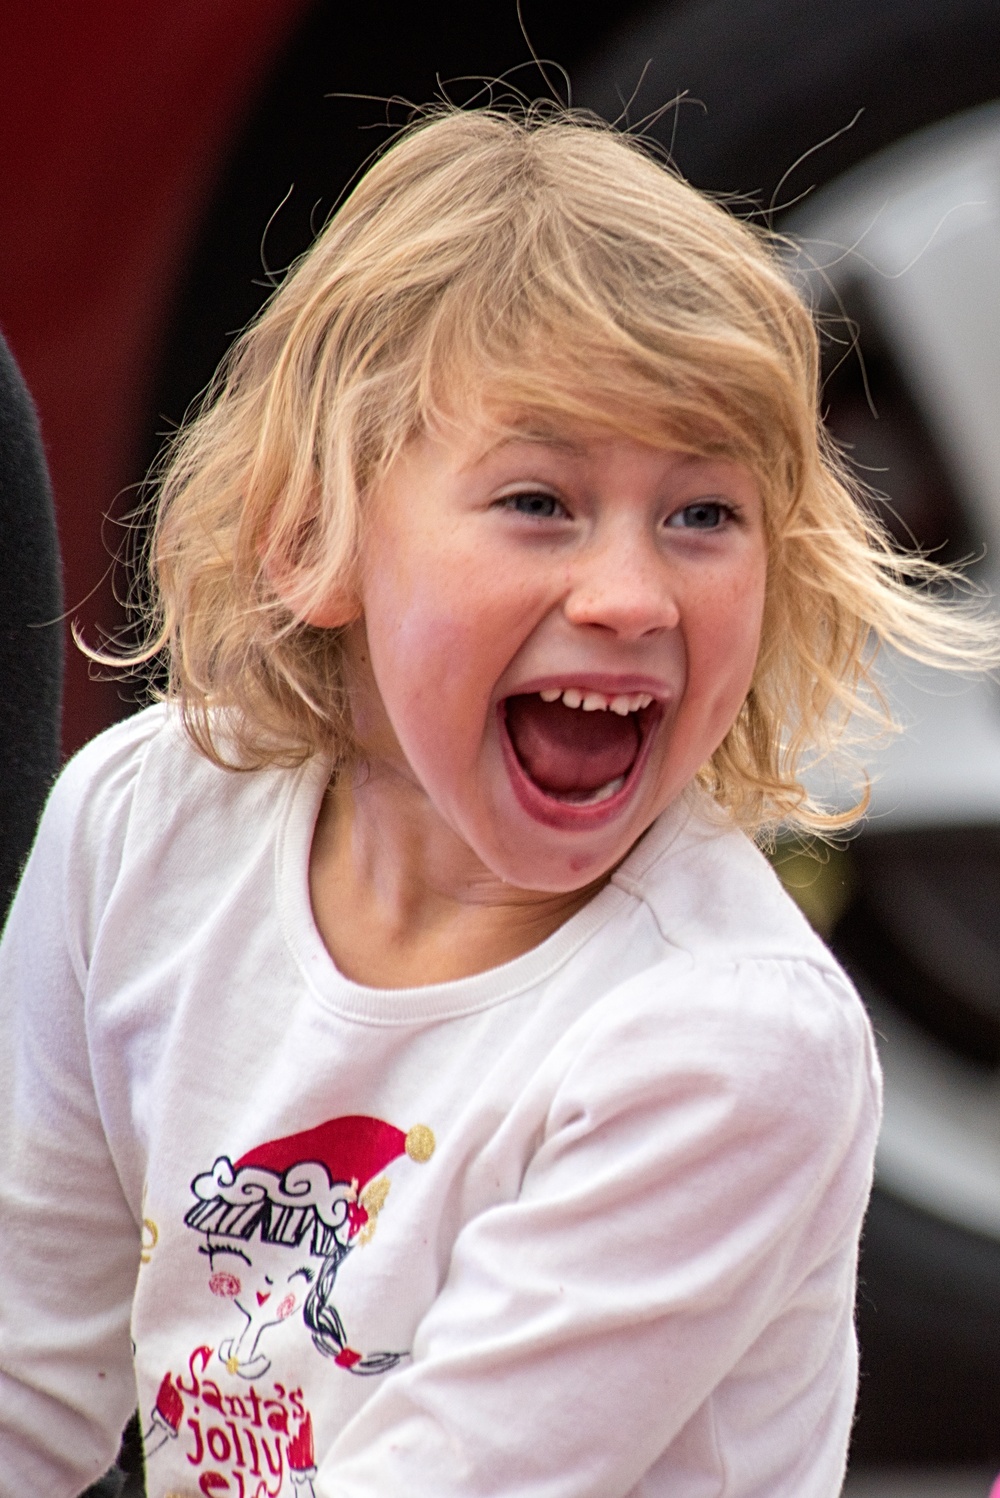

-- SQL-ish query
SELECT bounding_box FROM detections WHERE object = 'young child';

[1,105,990,1498]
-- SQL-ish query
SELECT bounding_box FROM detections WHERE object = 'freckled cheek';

[375,594,473,678]
[713,557,766,629]
[687,592,763,714]
[383,609,506,718]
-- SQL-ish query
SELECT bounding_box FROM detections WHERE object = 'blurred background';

[4,1,1000,1492]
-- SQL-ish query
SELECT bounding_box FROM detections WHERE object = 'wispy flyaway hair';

[127,103,998,832]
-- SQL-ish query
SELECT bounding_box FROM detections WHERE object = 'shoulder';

[541,953,881,1246]
[53,702,309,846]
[39,705,318,936]
[55,700,172,800]
[49,703,208,858]
[615,796,839,971]
[561,947,877,1117]
[570,802,882,1142]
[39,704,171,865]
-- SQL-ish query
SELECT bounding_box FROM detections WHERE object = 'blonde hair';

[129,103,997,833]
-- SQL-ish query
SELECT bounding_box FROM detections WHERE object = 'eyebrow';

[470,430,725,475]
[471,430,589,467]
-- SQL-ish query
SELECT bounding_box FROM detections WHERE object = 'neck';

[308,759,601,988]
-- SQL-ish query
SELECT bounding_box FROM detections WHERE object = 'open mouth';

[499,687,661,821]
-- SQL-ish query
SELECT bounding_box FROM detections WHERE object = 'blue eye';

[668,501,728,530]
[501,491,565,518]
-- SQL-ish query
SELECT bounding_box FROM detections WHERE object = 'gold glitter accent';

[405,1124,435,1163]
[140,1217,158,1265]
[226,1354,239,1376]
[357,1175,391,1247]
[362,1175,391,1215]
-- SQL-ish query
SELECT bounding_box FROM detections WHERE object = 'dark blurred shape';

[0,0,310,758]
[835,830,1000,1068]
[852,1187,1000,1463]
[116,1412,145,1498]
[576,0,1000,207]
[0,333,62,922]
[78,1412,144,1498]
[79,1469,124,1498]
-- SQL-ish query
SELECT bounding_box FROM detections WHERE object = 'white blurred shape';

[789,104,1000,828]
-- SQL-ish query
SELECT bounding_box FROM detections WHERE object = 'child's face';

[342,415,768,892]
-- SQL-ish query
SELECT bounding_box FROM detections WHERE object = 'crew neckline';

[274,758,695,1026]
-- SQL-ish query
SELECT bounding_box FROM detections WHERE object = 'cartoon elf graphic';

[183,1113,435,1380]
[142,1115,434,1491]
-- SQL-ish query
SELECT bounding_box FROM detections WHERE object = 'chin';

[475,818,648,895]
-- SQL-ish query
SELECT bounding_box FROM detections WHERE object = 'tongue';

[504,695,641,795]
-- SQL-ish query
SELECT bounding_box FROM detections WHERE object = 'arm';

[324,961,880,1498]
[0,735,148,1496]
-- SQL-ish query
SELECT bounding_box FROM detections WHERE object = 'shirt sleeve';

[0,717,158,1496]
[322,958,881,1498]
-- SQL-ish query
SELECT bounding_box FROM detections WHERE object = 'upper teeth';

[538,688,653,714]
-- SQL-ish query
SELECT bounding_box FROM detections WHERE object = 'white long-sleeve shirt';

[0,705,880,1498]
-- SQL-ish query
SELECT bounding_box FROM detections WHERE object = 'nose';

[562,524,680,639]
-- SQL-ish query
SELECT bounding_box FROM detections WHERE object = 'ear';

[296,587,362,630]
[261,551,362,630]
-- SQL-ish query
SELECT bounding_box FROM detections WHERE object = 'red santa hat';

[187,1113,435,1249]
[235,1113,432,1191]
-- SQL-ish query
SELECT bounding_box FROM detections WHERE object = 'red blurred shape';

[0,0,310,755]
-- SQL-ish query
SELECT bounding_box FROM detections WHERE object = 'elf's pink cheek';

[277,1294,296,1320]
[209,1271,241,1298]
